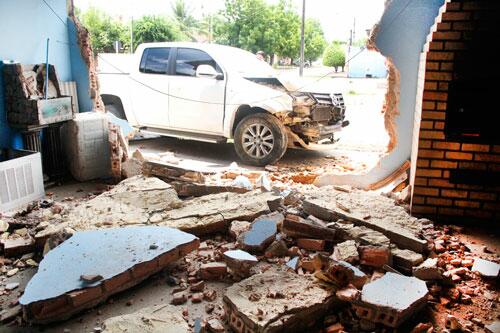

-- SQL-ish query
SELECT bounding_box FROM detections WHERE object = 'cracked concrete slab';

[35,176,279,239]
[223,271,335,332]
[102,304,189,333]
[20,226,199,324]
[303,186,427,252]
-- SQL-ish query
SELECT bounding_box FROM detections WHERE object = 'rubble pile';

[0,173,498,332]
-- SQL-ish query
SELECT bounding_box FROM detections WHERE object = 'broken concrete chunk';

[336,285,361,302]
[472,258,500,279]
[282,214,336,240]
[0,305,21,323]
[0,219,9,232]
[229,221,251,239]
[359,246,392,268]
[286,257,300,271]
[324,260,368,289]
[199,262,227,280]
[412,258,443,280]
[486,321,500,333]
[332,240,359,263]
[223,249,258,277]
[20,226,199,324]
[238,217,277,253]
[102,304,189,332]
[264,239,289,258]
[303,187,427,253]
[171,291,188,305]
[391,248,424,272]
[353,272,428,327]
[206,318,225,333]
[224,271,335,333]
[1,236,35,257]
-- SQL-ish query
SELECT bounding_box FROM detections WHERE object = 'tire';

[105,103,126,120]
[234,113,288,166]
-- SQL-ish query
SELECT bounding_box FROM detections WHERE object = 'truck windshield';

[214,47,276,78]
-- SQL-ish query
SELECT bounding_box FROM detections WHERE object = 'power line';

[41,0,67,26]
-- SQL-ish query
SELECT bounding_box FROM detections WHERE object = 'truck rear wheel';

[234,113,288,166]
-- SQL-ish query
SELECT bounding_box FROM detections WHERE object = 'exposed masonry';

[368,24,400,154]
[67,0,104,113]
[411,0,500,221]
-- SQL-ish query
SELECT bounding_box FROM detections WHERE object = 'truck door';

[130,47,171,128]
[168,48,225,134]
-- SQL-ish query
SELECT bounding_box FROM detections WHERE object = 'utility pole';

[130,17,134,54]
[299,0,306,77]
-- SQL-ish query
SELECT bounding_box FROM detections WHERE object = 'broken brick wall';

[411,1,500,221]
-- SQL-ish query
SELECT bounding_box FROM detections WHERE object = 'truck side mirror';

[196,65,223,80]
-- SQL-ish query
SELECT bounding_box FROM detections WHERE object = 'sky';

[74,0,385,42]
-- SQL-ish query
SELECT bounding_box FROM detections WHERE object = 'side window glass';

[175,48,222,77]
[140,48,170,74]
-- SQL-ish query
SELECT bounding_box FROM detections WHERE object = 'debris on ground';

[0,166,498,332]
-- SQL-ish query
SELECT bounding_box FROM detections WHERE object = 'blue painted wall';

[348,47,388,78]
[0,0,91,149]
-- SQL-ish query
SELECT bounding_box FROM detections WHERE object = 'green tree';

[268,0,300,61]
[80,7,127,53]
[132,16,182,50]
[304,18,326,62]
[323,42,346,71]
[170,0,198,40]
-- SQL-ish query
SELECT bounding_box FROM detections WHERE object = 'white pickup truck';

[99,42,348,166]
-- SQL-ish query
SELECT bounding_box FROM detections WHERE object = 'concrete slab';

[20,226,199,323]
[303,187,427,252]
[102,304,189,333]
[353,272,428,327]
[239,218,277,253]
[472,258,500,279]
[223,271,335,333]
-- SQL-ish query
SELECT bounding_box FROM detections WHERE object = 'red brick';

[417,159,430,168]
[422,101,436,110]
[429,41,443,50]
[493,145,500,154]
[414,177,428,186]
[423,91,447,101]
[458,161,487,170]
[433,141,460,150]
[426,62,440,71]
[442,12,471,21]
[437,22,452,30]
[427,52,454,61]
[297,238,325,251]
[437,82,449,91]
[416,169,442,178]
[470,192,497,201]
[412,205,437,215]
[68,286,103,307]
[440,62,454,71]
[103,271,132,293]
[413,186,439,196]
[452,21,474,31]
[483,202,500,211]
[158,249,179,266]
[434,121,445,130]
[427,197,452,206]
[442,189,468,199]
[433,31,462,40]
[426,71,453,81]
[36,296,68,317]
[412,196,426,204]
[462,2,488,10]
[419,149,444,159]
[131,258,159,278]
[461,143,490,152]
[420,130,445,140]
[424,82,438,90]
[446,151,473,160]
[454,200,480,208]
[445,42,467,50]
[474,153,500,163]
[200,262,227,280]
[436,102,447,110]
[438,207,464,216]
[420,121,434,129]
[443,170,450,179]
[445,2,461,11]
[422,111,446,120]
[428,178,455,188]
[179,238,200,256]
[419,140,432,149]
[431,160,458,169]
[359,246,391,268]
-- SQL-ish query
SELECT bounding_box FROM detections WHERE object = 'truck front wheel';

[234,113,288,166]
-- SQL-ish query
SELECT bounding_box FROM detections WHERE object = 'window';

[175,48,221,77]
[140,48,170,74]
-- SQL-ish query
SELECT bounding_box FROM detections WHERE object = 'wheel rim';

[242,123,274,159]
